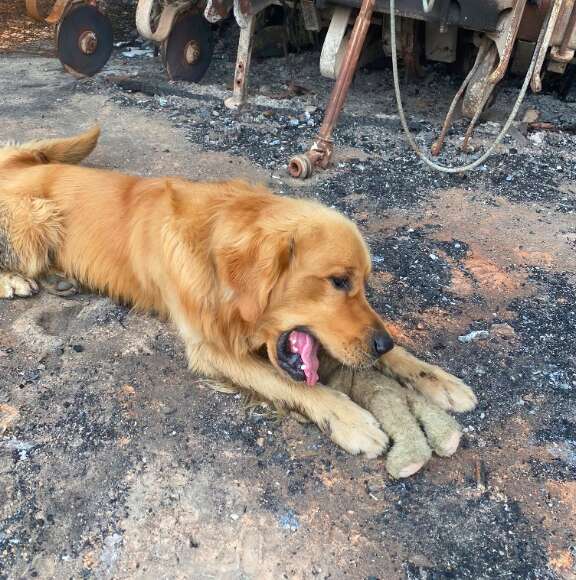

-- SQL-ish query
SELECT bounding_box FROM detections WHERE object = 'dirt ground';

[1,4,576,580]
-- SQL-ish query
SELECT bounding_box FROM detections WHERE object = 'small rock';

[458,330,490,343]
[278,510,299,531]
[121,48,151,58]
[529,132,545,146]
[100,533,123,570]
[522,108,539,123]
[490,323,516,339]
[0,404,19,436]
[4,439,34,459]
[119,384,136,397]
[366,481,386,495]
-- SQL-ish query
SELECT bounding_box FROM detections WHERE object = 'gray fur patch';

[0,204,19,271]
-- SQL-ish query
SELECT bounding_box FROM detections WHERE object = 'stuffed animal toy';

[320,352,468,479]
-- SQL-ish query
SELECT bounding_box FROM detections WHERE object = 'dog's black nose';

[372,330,394,357]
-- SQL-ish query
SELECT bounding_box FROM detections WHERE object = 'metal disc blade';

[161,12,214,83]
[56,4,113,77]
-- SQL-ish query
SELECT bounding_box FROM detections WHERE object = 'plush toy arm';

[351,371,462,478]
[322,361,463,479]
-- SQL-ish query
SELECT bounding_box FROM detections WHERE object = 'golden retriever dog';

[0,127,476,458]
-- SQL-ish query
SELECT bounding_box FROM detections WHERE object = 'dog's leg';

[0,198,63,298]
[375,346,477,412]
[187,343,388,458]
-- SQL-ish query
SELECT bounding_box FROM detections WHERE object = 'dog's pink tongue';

[289,331,319,386]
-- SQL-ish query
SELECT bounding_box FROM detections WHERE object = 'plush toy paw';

[323,361,469,479]
[354,371,463,478]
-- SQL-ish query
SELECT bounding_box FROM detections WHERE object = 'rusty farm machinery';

[23,0,576,174]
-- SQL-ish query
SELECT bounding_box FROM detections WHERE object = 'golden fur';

[0,127,476,457]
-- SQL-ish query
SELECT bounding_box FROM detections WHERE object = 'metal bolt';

[184,40,201,65]
[78,31,98,55]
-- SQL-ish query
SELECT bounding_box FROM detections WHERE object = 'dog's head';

[213,188,393,386]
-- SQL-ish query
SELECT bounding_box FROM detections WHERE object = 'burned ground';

[1,5,576,579]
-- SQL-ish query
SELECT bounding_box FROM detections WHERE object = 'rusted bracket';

[531,0,563,92]
[288,0,375,178]
[234,0,276,27]
[486,0,528,84]
[224,13,256,109]
[222,0,277,110]
[25,0,85,24]
[432,0,530,155]
[460,0,526,151]
[136,0,192,43]
[550,0,576,63]
[319,6,352,79]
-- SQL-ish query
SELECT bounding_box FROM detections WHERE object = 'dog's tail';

[0,125,101,168]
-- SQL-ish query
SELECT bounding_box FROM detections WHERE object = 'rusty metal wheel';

[56,3,113,77]
[160,11,214,82]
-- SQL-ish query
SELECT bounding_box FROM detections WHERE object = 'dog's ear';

[215,231,294,323]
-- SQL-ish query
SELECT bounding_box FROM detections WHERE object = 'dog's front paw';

[411,366,477,413]
[0,273,39,299]
[324,392,389,458]
[376,347,477,413]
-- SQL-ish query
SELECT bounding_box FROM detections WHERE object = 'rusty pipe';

[289,0,375,177]
[25,0,76,24]
[317,0,375,147]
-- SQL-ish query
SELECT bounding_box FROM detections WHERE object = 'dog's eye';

[330,276,351,291]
